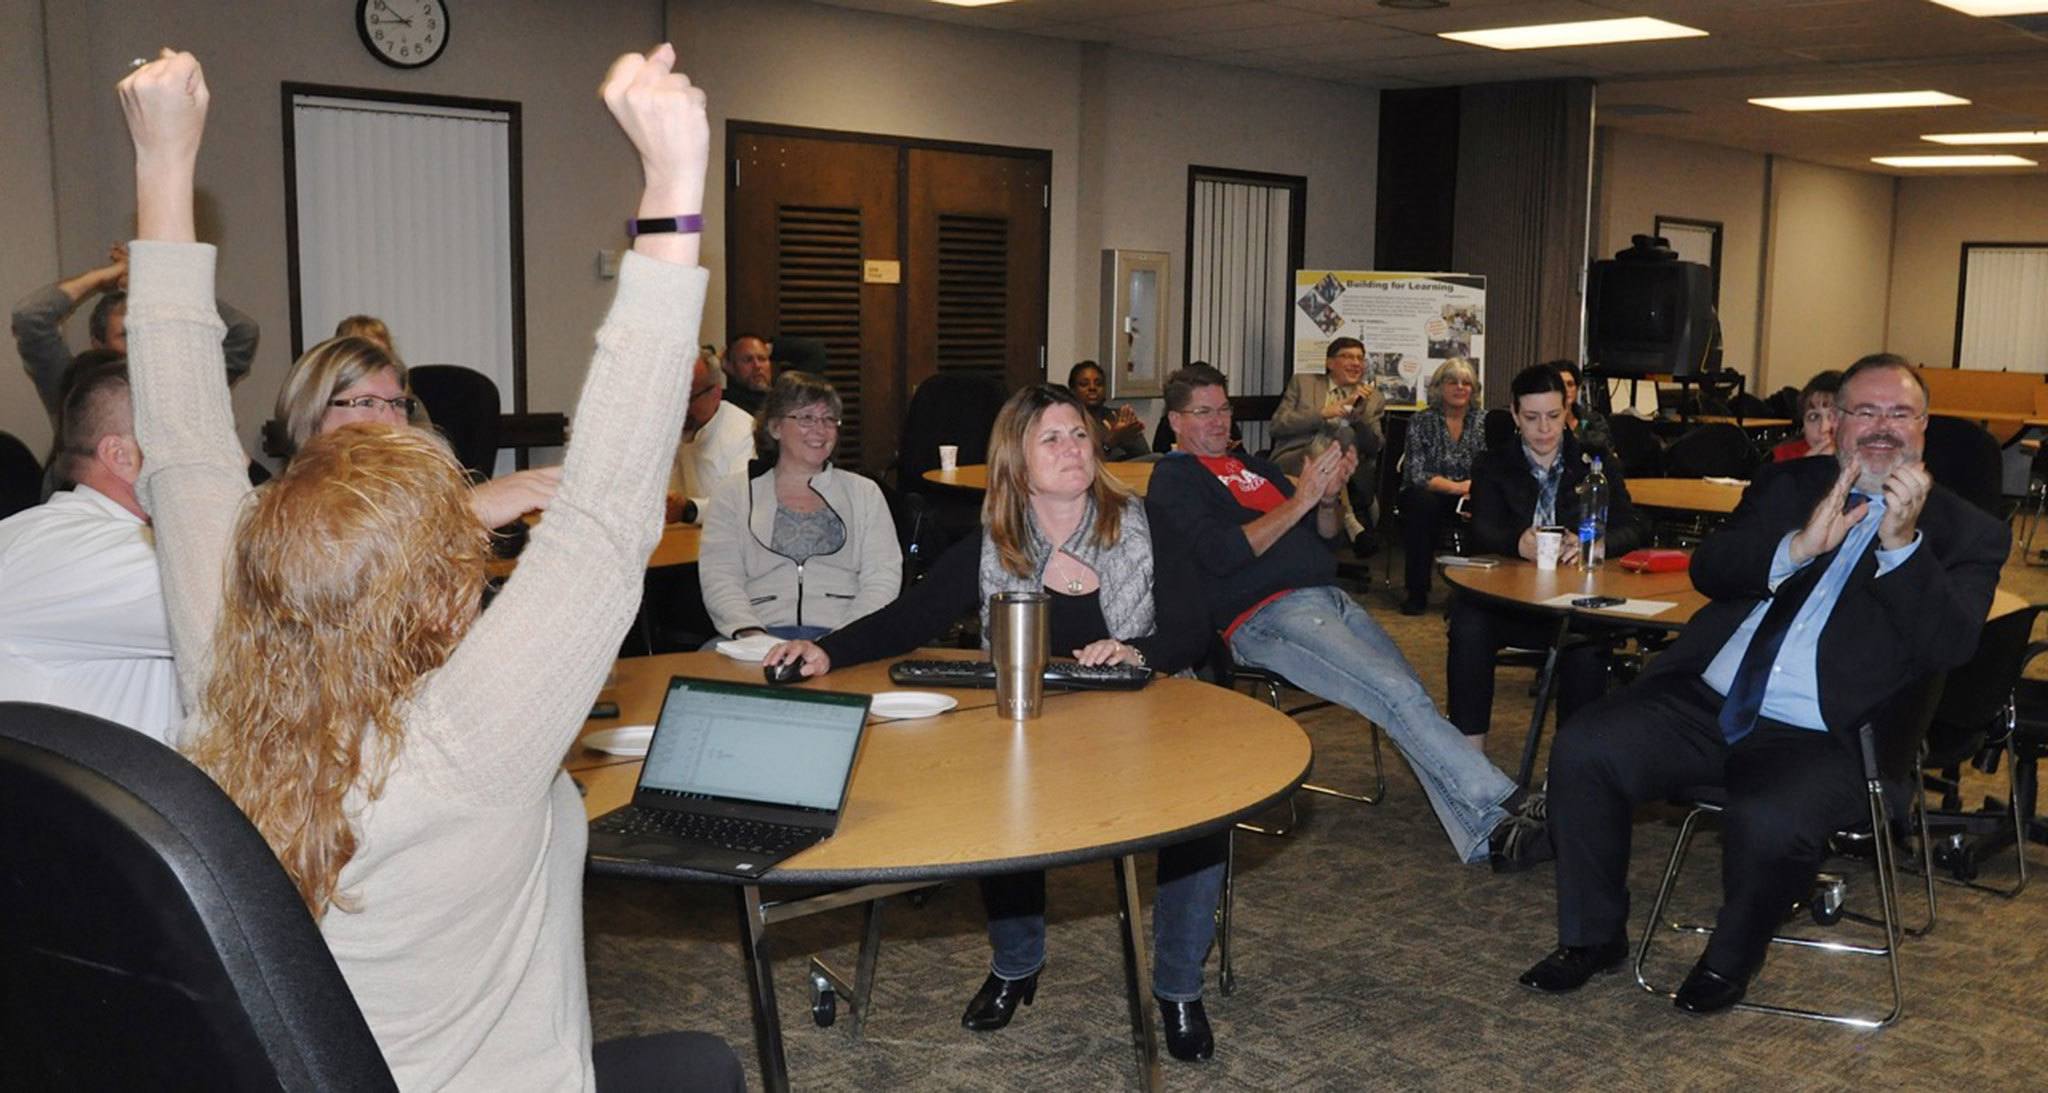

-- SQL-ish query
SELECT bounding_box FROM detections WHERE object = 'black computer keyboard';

[889,658,1154,691]
[592,807,812,854]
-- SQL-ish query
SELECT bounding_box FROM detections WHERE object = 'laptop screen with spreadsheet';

[636,677,869,813]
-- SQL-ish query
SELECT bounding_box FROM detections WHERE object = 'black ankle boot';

[1157,997,1213,1061]
[961,972,1037,1031]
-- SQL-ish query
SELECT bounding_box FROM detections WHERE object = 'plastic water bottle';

[1577,457,1609,572]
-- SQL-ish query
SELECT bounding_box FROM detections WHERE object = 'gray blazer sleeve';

[11,283,78,417]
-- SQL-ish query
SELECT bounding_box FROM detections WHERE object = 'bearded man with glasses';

[1519,352,2008,1014]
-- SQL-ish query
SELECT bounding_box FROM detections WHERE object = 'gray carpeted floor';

[586,541,2048,1090]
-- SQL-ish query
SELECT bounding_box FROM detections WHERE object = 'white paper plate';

[715,635,782,662]
[869,691,958,720]
[582,724,656,757]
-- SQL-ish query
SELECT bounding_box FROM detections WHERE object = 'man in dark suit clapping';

[1516,353,2009,1013]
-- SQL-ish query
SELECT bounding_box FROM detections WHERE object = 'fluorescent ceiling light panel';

[929,0,1012,7]
[1922,131,2048,144]
[1750,90,1970,111]
[1438,17,1707,50]
[1871,154,2037,167]
[1924,2,2048,15]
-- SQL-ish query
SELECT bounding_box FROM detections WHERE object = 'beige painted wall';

[1887,175,2048,369]
[7,0,1378,459]
[1760,157,1896,393]
[673,0,1377,402]
[1593,128,1766,383]
[24,0,659,459]
[0,0,63,454]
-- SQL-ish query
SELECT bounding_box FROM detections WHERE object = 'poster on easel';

[1292,270,1487,408]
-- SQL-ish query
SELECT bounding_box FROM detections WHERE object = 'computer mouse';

[763,659,805,685]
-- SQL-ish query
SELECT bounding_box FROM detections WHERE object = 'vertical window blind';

[1957,244,2048,372]
[1187,173,1300,454]
[289,94,518,415]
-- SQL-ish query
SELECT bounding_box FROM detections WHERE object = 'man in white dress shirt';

[0,359,180,741]
[667,351,754,525]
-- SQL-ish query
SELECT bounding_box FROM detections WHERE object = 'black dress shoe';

[1517,939,1629,993]
[1673,960,1748,1014]
[1157,997,1213,1062]
[1399,595,1429,616]
[960,972,1037,1031]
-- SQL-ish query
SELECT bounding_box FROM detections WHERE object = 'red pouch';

[1617,548,1690,573]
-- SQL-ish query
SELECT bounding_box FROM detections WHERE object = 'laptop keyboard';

[593,806,814,854]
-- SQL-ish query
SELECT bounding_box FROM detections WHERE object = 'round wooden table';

[574,649,1309,1092]
[1443,557,2029,786]
[923,461,1156,495]
[1627,477,1745,516]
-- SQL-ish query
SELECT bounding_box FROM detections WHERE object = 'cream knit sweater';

[127,241,705,1091]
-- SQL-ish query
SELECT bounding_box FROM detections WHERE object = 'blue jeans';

[1229,585,1516,864]
[983,830,1228,1002]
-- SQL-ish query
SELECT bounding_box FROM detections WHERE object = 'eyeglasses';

[1839,405,1925,424]
[1178,404,1233,420]
[328,395,417,414]
[783,412,841,430]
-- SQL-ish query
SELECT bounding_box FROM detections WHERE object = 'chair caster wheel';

[809,972,837,1027]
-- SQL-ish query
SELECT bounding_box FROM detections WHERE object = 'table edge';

[586,750,1312,887]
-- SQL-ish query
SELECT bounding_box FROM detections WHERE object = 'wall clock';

[357,0,450,69]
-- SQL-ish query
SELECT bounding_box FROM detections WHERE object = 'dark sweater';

[1142,451,1342,632]
[1468,432,1646,559]
[817,524,1208,673]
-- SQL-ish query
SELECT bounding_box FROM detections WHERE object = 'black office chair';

[1633,683,1943,1030]
[1920,415,2005,520]
[1664,422,1760,480]
[0,703,397,1090]
[896,372,1008,541]
[1605,414,1665,479]
[1728,391,1774,420]
[0,429,40,520]
[1483,407,1514,452]
[1920,605,2044,897]
[408,365,502,482]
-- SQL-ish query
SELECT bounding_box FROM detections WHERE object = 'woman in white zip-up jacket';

[699,371,902,638]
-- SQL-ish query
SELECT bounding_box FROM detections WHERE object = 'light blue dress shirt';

[1701,494,1922,732]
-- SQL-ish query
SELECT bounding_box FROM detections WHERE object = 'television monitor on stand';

[1586,234,1718,378]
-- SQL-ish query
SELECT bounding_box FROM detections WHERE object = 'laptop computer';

[587,675,872,877]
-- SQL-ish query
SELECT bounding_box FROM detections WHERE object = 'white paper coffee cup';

[1535,528,1564,571]
[938,444,959,471]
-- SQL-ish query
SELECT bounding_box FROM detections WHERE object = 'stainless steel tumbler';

[989,591,1049,720]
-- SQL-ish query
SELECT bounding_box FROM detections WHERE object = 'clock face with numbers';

[356,0,450,69]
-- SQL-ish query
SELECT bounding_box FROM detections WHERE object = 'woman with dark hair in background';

[1067,359,1150,461]
[1772,370,1842,462]
[763,383,1223,1062]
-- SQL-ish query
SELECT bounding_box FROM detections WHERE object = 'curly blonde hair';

[185,424,489,918]
[982,385,1128,578]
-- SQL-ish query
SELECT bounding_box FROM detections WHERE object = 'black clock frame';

[355,0,450,69]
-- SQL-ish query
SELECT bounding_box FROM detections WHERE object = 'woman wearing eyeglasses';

[699,370,901,640]
[269,334,564,527]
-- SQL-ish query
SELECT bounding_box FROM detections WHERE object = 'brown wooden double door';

[726,126,1050,472]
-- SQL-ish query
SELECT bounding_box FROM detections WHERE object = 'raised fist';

[599,44,709,212]
[118,49,209,167]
